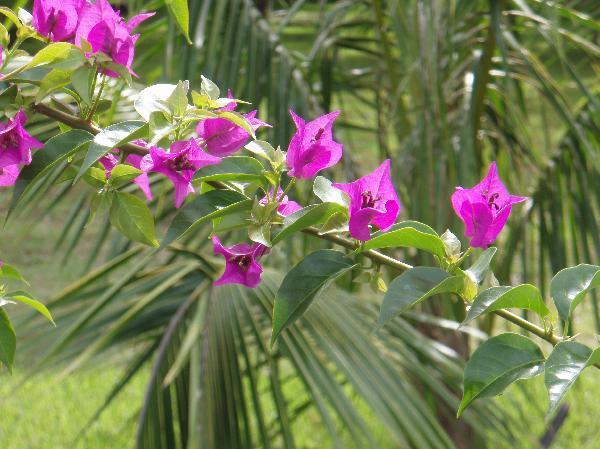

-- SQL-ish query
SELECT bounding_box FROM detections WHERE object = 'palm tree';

[9,0,600,448]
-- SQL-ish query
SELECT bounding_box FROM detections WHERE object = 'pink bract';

[286,110,342,179]
[451,162,527,248]
[333,159,400,241]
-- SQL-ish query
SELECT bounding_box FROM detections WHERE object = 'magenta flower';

[99,151,119,176]
[212,236,269,288]
[0,110,43,169]
[451,162,527,248]
[0,164,20,187]
[32,0,85,42]
[75,0,154,77]
[196,92,269,157]
[286,110,342,179]
[140,139,220,208]
[333,159,400,241]
[259,188,301,217]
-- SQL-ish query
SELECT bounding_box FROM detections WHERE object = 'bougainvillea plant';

[0,0,599,420]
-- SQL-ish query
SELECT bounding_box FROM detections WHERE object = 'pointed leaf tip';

[271,250,356,345]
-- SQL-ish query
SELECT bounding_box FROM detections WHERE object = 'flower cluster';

[208,108,527,287]
[32,0,154,76]
[212,109,403,287]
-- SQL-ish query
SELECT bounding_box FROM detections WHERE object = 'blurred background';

[0,0,599,448]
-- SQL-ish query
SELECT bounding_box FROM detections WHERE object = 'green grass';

[1,364,599,449]
[0,366,147,449]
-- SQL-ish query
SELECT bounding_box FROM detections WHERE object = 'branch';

[32,103,563,346]
[32,103,147,155]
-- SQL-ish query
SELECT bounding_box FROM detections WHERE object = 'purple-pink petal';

[141,139,220,208]
[286,109,343,179]
[32,0,85,42]
[451,162,528,248]
[212,236,267,288]
[197,109,270,157]
[333,159,400,241]
[0,110,43,169]
[0,164,21,186]
[75,0,153,77]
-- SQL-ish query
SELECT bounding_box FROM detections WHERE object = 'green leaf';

[4,291,54,325]
[465,247,497,284]
[462,285,551,325]
[458,333,545,417]
[313,176,348,206]
[0,85,18,109]
[248,223,271,247]
[71,65,94,104]
[0,262,28,285]
[75,121,147,182]
[378,267,464,327]
[361,221,445,258]
[25,42,76,69]
[83,166,107,188]
[319,210,349,234]
[271,250,356,345]
[165,0,191,44]
[35,69,71,103]
[0,7,20,28]
[162,190,251,247]
[10,130,93,215]
[0,23,8,47]
[109,192,159,247]
[148,111,176,146]
[109,164,143,189]
[272,203,346,245]
[200,75,220,100]
[550,264,600,322]
[544,341,600,416]
[244,140,276,161]
[193,156,267,187]
[167,80,189,117]
[0,309,15,373]
[134,84,177,120]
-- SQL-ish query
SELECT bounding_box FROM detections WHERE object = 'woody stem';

[33,102,564,347]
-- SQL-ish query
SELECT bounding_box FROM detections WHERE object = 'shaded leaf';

[0,309,15,373]
[361,221,445,258]
[458,333,544,417]
[162,190,251,247]
[272,203,346,245]
[544,341,600,416]
[194,156,267,187]
[76,121,148,181]
[463,285,550,325]
[10,130,93,215]
[109,192,159,247]
[465,247,497,284]
[271,250,356,345]
[551,264,600,322]
[378,267,464,327]
[0,262,28,285]
[4,291,54,324]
